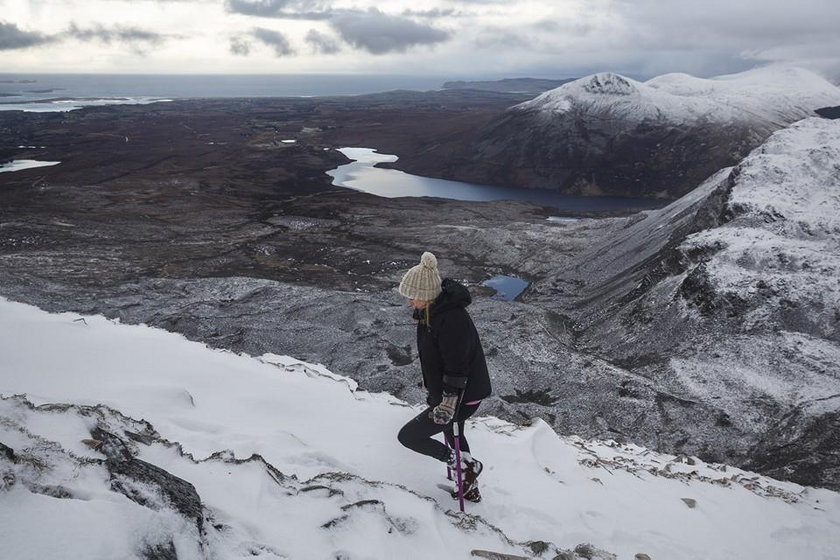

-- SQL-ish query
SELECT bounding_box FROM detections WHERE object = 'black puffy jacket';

[415,278,492,406]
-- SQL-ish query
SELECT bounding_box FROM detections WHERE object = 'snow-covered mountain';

[528,116,840,490]
[2,297,839,560]
[518,66,840,127]
[464,66,840,198]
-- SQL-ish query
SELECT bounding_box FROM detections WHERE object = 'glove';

[431,392,459,425]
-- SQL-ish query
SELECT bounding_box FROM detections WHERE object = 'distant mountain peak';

[519,66,840,125]
[580,72,637,95]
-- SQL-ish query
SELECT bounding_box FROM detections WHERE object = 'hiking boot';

[463,486,481,502]
[451,485,482,503]
[450,458,483,502]
[462,458,483,493]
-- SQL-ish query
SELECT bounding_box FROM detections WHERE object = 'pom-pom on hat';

[398,252,442,301]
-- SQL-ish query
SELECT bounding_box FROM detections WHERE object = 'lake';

[327,148,663,212]
[0,160,61,173]
[482,276,529,301]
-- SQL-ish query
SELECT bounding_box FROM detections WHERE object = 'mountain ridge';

[530,117,840,489]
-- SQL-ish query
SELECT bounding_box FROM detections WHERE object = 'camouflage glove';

[431,392,459,425]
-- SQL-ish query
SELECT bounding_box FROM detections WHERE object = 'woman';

[396,251,492,502]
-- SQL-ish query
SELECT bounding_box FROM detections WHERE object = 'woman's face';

[408,299,429,310]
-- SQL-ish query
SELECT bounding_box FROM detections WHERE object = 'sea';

[0,73,447,112]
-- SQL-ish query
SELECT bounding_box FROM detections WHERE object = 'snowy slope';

[517,66,840,129]
[2,297,839,560]
[679,117,840,336]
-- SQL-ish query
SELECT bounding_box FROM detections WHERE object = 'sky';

[2,0,840,80]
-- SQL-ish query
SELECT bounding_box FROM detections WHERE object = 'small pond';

[0,159,60,173]
[482,275,529,301]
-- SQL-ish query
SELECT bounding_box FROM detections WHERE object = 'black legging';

[397,403,480,462]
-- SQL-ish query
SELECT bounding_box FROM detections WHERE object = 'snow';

[680,118,840,329]
[671,331,840,428]
[2,298,839,559]
[660,118,840,430]
[2,487,199,560]
[518,66,840,128]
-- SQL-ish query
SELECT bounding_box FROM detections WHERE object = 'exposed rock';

[29,483,74,499]
[572,542,618,560]
[681,498,697,509]
[471,550,533,560]
[90,427,204,533]
[141,542,178,560]
[528,540,551,554]
[744,409,840,489]
[0,442,15,461]
[1,471,15,491]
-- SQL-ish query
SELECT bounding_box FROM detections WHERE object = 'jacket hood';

[435,278,472,310]
[411,278,471,323]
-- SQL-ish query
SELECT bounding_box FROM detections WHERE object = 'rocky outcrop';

[745,408,840,488]
[90,426,204,533]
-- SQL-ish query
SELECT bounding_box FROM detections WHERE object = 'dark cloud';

[251,27,295,56]
[65,23,171,52]
[329,9,450,55]
[0,21,55,50]
[230,36,252,56]
[1,20,172,55]
[304,29,339,54]
[401,8,462,19]
[225,0,332,20]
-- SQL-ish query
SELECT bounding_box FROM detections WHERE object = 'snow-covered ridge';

[517,66,840,127]
[680,117,840,339]
[2,297,839,559]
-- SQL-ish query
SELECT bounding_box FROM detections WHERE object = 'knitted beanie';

[398,252,442,301]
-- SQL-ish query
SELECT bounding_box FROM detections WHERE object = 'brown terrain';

[0,91,546,293]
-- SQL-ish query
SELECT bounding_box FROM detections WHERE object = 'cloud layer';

[3,1,840,80]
